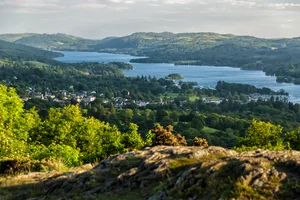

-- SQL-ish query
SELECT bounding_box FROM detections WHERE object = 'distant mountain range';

[2,32,300,53]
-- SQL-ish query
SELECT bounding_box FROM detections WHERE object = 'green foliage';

[238,120,286,151]
[47,144,80,167]
[216,81,288,96]
[0,84,40,159]
[30,105,125,165]
[284,127,300,150]
[0,84,148,168]
[121,123,144,150]
[0,39,62,62]
[0,33,102,51]
[145,130,155,147]
[0,60,167,102]
[165,73,184,80]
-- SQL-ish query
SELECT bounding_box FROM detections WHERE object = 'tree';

[285,127,300,150]
[30,105,125,165]
[121,123,144,150]
[0,84,40,159]
[191,115,205,130]
[238,120,285,150]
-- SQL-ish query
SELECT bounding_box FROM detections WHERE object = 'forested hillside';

[0,33,102,51]
[0,33,37,42]
[93,32,300,84]
[0,40,62,62]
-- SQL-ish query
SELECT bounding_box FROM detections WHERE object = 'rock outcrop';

[2,146,300,200]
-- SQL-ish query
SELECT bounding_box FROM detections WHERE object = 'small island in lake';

[165,73,184,80]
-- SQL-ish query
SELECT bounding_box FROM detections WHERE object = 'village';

[21,85,290,109]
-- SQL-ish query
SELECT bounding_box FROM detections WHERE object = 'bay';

[55,51,300,103]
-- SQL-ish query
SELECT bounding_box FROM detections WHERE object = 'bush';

[192,137,209,147]
[150,124,187,146]
[121,123,145,151]
[237,120,286,151]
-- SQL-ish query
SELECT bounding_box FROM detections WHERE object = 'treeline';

[216,81,288,96]
[0,60,171,100]
[0,84,146,167]
[2,83,300,174]
[85,95,300,148]
[0,40,62,62]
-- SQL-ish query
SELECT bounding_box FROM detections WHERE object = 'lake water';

[55,51,300,103]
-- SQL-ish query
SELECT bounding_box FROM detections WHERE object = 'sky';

[0,0,300,39]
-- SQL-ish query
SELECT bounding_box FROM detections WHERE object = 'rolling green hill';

[14,33,101,51]
[0,33,103,51]
[93,32,300,57]
[0,39,62,62]
[0,33,37,42]
[92,32,300,84]
[3,31,300,84]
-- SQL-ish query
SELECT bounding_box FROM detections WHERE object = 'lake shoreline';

[55,51,300,103]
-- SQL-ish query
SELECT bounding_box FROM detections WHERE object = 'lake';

[55,51,300,103]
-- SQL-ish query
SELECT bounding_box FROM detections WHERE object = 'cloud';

[164,0,194,4]
[224,0,256,6]
[73,3,107,9]
[1,0,300,38]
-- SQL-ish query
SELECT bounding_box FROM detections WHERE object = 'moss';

[229,176,297,199]
[231,182,266,199]
[109,156,143,176]
[152,179,169,193]
[169,158,199,170]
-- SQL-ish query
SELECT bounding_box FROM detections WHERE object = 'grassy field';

[202,126,219,134]
[163,92,178,99]
[24,61,50,67]
[163,93,202,102]
[188,95,200,101]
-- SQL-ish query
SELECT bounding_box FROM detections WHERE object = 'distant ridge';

[0,39,62,62]
[0,33,102,51]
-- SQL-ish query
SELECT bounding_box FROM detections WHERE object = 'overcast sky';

[0,0,300,39]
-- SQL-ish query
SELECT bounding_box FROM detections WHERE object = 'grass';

[24,61,50,67]
[87,188,147,200]
[202,126,219,134]
[163,93,201,102]
[163,92,178,99]
[188,95,200,101]
[0,163,94,200]
[169,153,226,171]
[169,158,199,170]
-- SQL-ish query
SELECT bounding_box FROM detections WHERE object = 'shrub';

[121,123,144,151]
[238,120,285,150]
[145,130,155,147]
[192,137,209,147]
[150,124,187,146]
